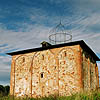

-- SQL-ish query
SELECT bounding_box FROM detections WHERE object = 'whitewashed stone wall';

[10,45,99,98]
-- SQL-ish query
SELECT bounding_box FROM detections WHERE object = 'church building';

[7,40,100,98]
[7,22,100,98]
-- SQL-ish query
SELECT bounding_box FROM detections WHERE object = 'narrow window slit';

[42,55,44,60]
[64,51,67,57]
[22,57,25,63]
[41,72,44,78]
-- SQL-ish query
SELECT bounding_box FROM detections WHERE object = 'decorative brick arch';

[14,55,32,97]
[31,50,58,97]
[58,48,79,96]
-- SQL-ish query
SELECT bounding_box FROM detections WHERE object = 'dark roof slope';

[7,40,100,61]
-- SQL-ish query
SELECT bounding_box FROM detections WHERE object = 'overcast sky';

[0,0,100,85]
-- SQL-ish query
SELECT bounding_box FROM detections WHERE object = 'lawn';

[0,91,100,100]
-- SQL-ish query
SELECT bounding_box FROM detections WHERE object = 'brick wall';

[82,50,99,91]
[10,44,99,98]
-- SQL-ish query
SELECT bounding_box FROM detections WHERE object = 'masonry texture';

[8,40,99,98]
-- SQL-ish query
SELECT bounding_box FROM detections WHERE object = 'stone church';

[7,40,100,98]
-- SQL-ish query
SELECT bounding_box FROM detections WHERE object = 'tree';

[0,85,10,96]
[0,85,5,96]
[4,85,10,95]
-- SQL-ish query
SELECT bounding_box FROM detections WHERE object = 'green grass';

[1,91,100,100]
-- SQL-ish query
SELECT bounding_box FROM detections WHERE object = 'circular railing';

[49,32,72,44]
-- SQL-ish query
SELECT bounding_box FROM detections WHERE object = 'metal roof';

[7,40,100,61]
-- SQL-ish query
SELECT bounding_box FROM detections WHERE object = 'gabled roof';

[7,40,100,61]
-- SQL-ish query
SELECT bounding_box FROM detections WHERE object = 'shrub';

[0,85,10,97]
[4,85,10,95]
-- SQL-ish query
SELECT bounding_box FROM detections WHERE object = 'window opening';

[42,55,44,60]
[22,57,25,63]
[64,51,67,57]
[41,72,44,78]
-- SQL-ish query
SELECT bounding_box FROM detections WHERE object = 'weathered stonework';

[9,44,99,98]
[82,50,99,91]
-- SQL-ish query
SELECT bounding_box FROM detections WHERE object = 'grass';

[1,91,100,100]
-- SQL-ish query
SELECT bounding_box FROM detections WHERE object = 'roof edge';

[6,40,100,61]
